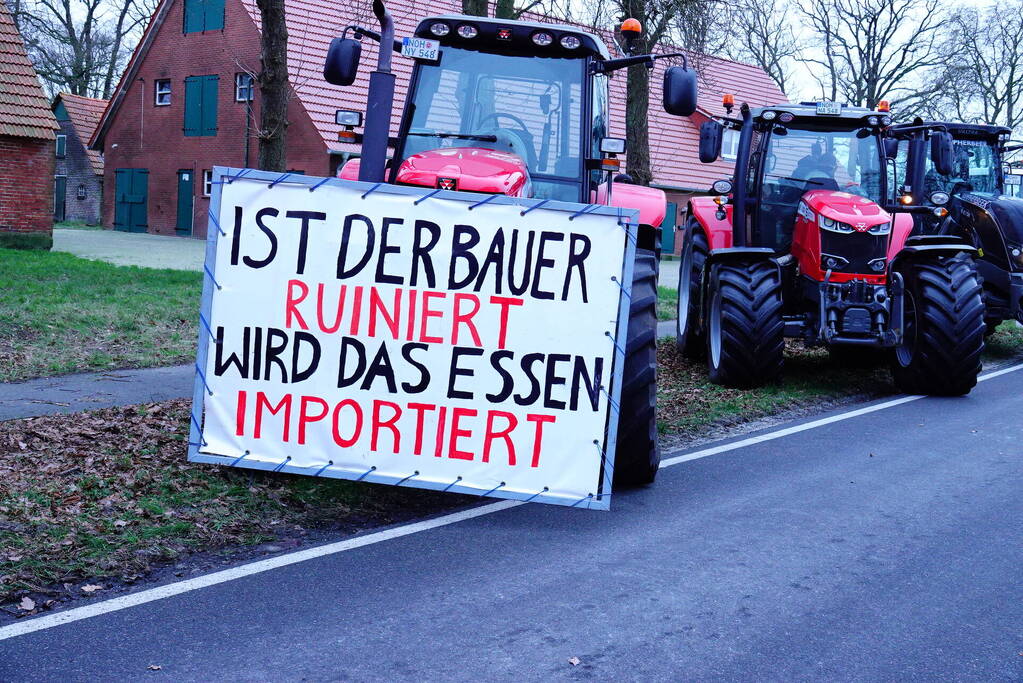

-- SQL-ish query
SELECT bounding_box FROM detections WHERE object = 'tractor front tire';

[706,259,785,388]
[676,225,709,359]
[613,248,660,488]
[891,254,985,396]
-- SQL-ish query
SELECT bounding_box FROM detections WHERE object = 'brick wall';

[0,134,55,235]
[99,0,329,239]
[55,119,103,224]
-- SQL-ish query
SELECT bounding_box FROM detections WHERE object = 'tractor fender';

[884,212,918,259]
[891,243,979,272]
[688,197,735,249]
[594,182,667,227]
[706,247,777,264]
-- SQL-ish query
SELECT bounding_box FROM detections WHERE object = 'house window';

[77,184,86,200]
[203,170,213,196]
[55,134,66,158]
[155,79,171,106]
[184,0,225,34]
[184,75,219,136]
[235,72,254,102]
[721,128,740,160]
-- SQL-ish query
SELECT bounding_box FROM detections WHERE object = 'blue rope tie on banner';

[442,476,463,492]
[194,363,213,396]
[610,275,631,299]
[480,481,506,497]
[414,188,442,205]
[568,203,599,221]
[395,470,420,486]
[230,450,250,467]
[268,172,291,189]
[593,440,614,474]
[468,194,498,210]
[360,182,383,199]
[203,264,222,290]
[207,210,227,237]
[309,176,332,192]
[520,198,550,216]
[599,384,620,413]
[355,465,377,481]
[571,493,595,508]
[604,330,626,358]
[617,219,639,246]
[522,486,549,503]
[198,312,220,344]
[313,460,334,477]
[272,456,292,472]
[225,169,251,185]
[189,413,207,447]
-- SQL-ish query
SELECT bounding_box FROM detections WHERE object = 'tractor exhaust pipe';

[731,104,753,248]
[359,0,395,183]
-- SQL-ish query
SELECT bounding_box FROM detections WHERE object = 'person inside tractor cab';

[793,143,841,191]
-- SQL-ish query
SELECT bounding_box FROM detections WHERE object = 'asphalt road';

[3,368,1022,681]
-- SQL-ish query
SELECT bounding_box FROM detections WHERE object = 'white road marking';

[2,361,1021,642]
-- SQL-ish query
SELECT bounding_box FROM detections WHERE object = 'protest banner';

[188,167,638,509]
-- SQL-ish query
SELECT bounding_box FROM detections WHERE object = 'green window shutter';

[204,0,225,31]
[183,0,204,33]
[55,135,66,158]
[201,75,219,135]
[184,77,202,136]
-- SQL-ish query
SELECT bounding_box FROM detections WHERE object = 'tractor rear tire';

[891,254,985,396]
[676,225,709,359]
[706,259,785,388]
[613,248,660,488]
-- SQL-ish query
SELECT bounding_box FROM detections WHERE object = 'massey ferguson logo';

[437,177,457,190]
[854,222,869,232]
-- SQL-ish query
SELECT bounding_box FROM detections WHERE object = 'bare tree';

[256,0,288,171]
[718,0,797,96]
[800,0,949,109]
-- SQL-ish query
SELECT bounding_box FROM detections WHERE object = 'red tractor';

[323,1,699,484]
[675,101,986,395]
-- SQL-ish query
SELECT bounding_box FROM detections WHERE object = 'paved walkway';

[52,229,205,271]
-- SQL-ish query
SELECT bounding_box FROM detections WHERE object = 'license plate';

[1006,174,1021,186]
[401,37,439,61]
[816,101,841,115]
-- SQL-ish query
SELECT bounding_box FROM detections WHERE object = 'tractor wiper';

[766,173,829,185]
[407,132,498,142]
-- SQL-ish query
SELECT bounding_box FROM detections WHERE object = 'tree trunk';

[625,58,652,185]
[463,0,488,16]
[495,0,515,18]
[256,0,289,172]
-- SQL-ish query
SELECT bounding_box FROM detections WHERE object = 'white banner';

[190,169,636,509]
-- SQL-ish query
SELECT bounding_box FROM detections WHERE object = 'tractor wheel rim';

[896,289,918,367]
[709,285,723,368]
[677,241,694,337]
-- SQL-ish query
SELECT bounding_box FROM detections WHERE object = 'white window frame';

[721,128,740,161]
[203,170,213,197]
[235,72,254,102]
[55,134,66,158]
[155,79,172,106]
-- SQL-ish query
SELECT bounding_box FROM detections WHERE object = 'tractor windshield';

[400,47,585,201]
[756,125,884,250]
[923,139,1001,195]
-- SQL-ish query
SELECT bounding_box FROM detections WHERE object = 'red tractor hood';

[395,147,531,197]
[803,190,891,230]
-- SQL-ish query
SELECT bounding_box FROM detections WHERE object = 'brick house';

[91,0,785,247]
[52,93,107,224]
[0,0,58,250]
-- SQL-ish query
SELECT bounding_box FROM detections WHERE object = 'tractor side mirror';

[699,121,723,163]
[883,138,899,160]
[324,38,362,86]
[931,131,954,176]
[663,66,698,117]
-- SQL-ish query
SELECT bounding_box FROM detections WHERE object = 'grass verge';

[656,286,678,321]
[0,249,200,381]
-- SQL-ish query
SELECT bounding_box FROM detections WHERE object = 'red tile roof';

[0,1,57,140]
[56,93,107,174]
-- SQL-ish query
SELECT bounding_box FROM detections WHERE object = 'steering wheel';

[476,112,536,167]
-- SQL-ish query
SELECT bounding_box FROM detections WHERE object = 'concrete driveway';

[52,228,205,271]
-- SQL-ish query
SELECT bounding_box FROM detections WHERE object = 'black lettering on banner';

[376,217,405,285]
[507,230,535,296]
[447,347,485,399]
[570,356,603,411]
[474,228,505,294]
[230,206,243,265]
[291,331,322,382]
[243,208,279,269]
[564,233,591,303]
[448,224,480,289]
[410,220,440,287]
[214,325,249,378]
[544,353,570,410]
[485,350,515,403]
[337,214,375,279]
[286,210,327,275]
[337,337,367,388]
[531,231,563,300]
[263,328,289,381]
[361,342,397,393]
[400,342,431,393]
[514,352,544,406]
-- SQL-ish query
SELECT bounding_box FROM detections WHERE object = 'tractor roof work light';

[778,112,795,123]
[429,22,450,37]
[456,23,478,39]
[762,110,777,121]
[531,31,553,46]
[560,34,582,49]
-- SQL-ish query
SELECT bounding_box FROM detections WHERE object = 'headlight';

[456,24,478,38]
[712,179,733,194]
[1008,244,1023,269]
[560,35,581,49]
[429,22,450,37]
[822,254,849,270]
[867,116,879,125]
[867,221,891,235]
[531,31,553,46]
[929,191,949,205]
[819,215,854,233]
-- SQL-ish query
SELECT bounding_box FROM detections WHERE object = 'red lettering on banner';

[451,293,482,347]
[298,396,329,445]
[369,287,401,339]
[331,399,362,447]
[420,291,446,343]
[285,280,309,330]
[483,411,517,465]
[371,400,402,453]
[406,289,418,341]
[349,285,363,335]
[317,282,346,333]
[526,413,556,467]
[407,402,435,455]
[433,406,447,457]
[448,407,477,460]
[254,392,292,441]
[490,296,524,349]
[235,390,247,436]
